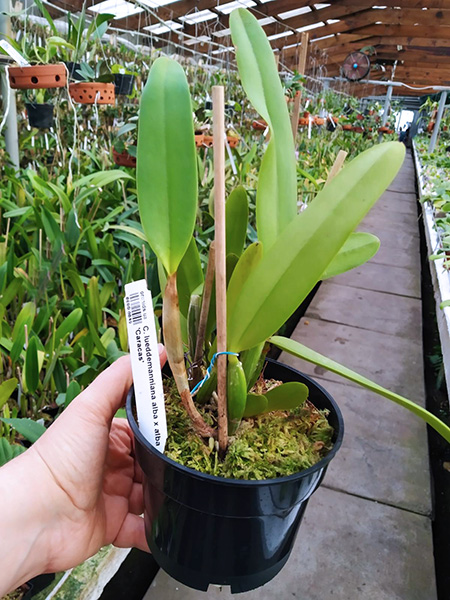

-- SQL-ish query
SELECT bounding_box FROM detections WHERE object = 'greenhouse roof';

[41,1,450,96]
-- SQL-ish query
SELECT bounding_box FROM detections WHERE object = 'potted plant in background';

[68,61,115,105]
[112,119,137,167]
[126,7,450,594]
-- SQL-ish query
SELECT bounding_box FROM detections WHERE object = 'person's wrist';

[0,449,55,596]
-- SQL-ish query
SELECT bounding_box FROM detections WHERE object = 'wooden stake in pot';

[290,32,309,143]
[212,85,228,454]
[326,150,348,186]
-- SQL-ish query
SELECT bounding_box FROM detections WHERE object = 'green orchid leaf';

[243,392,268,418]
[270,335,450,444]
[0,378,18,411]
[227,142,405,352]
[0,438,26,467]
[11,302,36,364]
[24,336,39,394]
[226,186,248,257]
[177,238,204,318]
[53,309,83,347]
[230,8,297,250]
[321,232,380,280]
[264,382,309,413]
[0,418,46,443]
[73,170,132,189]
[86,277,102,331]
[137,57,197,275]
[227,242,263,323]
[226,253,239,286]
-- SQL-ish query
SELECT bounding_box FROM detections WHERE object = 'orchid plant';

[136,8,450,449]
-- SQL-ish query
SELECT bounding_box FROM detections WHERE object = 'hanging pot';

[314,117,325,126]
[252,119,267,130]
[342,124,353,131]
[352,126,364,133]
[9,64,66,89]
[127,359,344,594]
[195,134,205,147]
[69,82,115,105]
[113,147,136,167]
[25,103,54,129]
[64,61,83,81]
[114,73,135,96]
[227,136,239,148]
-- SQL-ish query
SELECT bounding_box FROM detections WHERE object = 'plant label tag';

[0,40,30,67]
[125,279,167,451]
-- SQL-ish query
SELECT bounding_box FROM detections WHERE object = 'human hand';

[0,347,167,596]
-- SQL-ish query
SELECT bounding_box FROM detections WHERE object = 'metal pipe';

[428,90,448,154]
[322,76,450,92]
[0,0,20,172]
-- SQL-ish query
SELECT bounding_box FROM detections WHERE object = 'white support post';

[428,91,448,154]
[378,84,393,144]
[0,0,20,171]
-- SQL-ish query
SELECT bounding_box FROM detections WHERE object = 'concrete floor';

[145,152,437,599]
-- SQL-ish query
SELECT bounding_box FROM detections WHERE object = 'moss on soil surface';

[163,378,334,479]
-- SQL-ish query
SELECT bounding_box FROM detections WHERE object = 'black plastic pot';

[25,103,54,129]
[127,359,344,594]
[114,74,135,96]
[64,61,84,81]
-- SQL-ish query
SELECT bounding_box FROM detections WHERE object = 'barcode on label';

[127,292,143,326]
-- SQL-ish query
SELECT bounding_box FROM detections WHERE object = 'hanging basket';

[227,136,239,148]
[379,126,394,134]
[352,126,364,133]
[69,82,115,105]
[9,64,66,89]
[113,147,136,167]
[25,103,54,129]
[314,117,325,126]
[342,124,353,131]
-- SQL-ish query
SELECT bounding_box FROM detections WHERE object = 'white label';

[0,40,30,67]
[125,280,167,451]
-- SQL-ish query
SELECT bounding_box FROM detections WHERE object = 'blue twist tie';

[191,351,239,396]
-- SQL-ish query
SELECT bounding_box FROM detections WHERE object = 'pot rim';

[126,358,344,487]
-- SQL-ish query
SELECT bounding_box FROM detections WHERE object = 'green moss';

[164,379,334,480]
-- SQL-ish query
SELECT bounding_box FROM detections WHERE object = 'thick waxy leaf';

[270,335,450,444]
[0,438,26,467]
[137,57,197,275]
[230,8,297,250]
[0,418,46,443]
[226,186,248,257]
[264,382,308,413]
[0,378,18,410]
[227,242,263,322]
[87,277,102,330]
[227,142,405,352]
[243,392,268,417]
[321,232,380,280]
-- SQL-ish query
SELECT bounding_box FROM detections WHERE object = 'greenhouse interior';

[1,1,450,599]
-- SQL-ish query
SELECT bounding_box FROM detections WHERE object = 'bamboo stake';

[212,85,228,454]
[290,32,309,144]
[326,150,348,185]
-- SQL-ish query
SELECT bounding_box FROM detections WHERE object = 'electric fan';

[342,52,371,81]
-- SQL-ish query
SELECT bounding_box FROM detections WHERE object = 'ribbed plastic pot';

[126,359,344,594]
[64,62,83,81]
[114,74,135,95]
[25,103,54,129]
